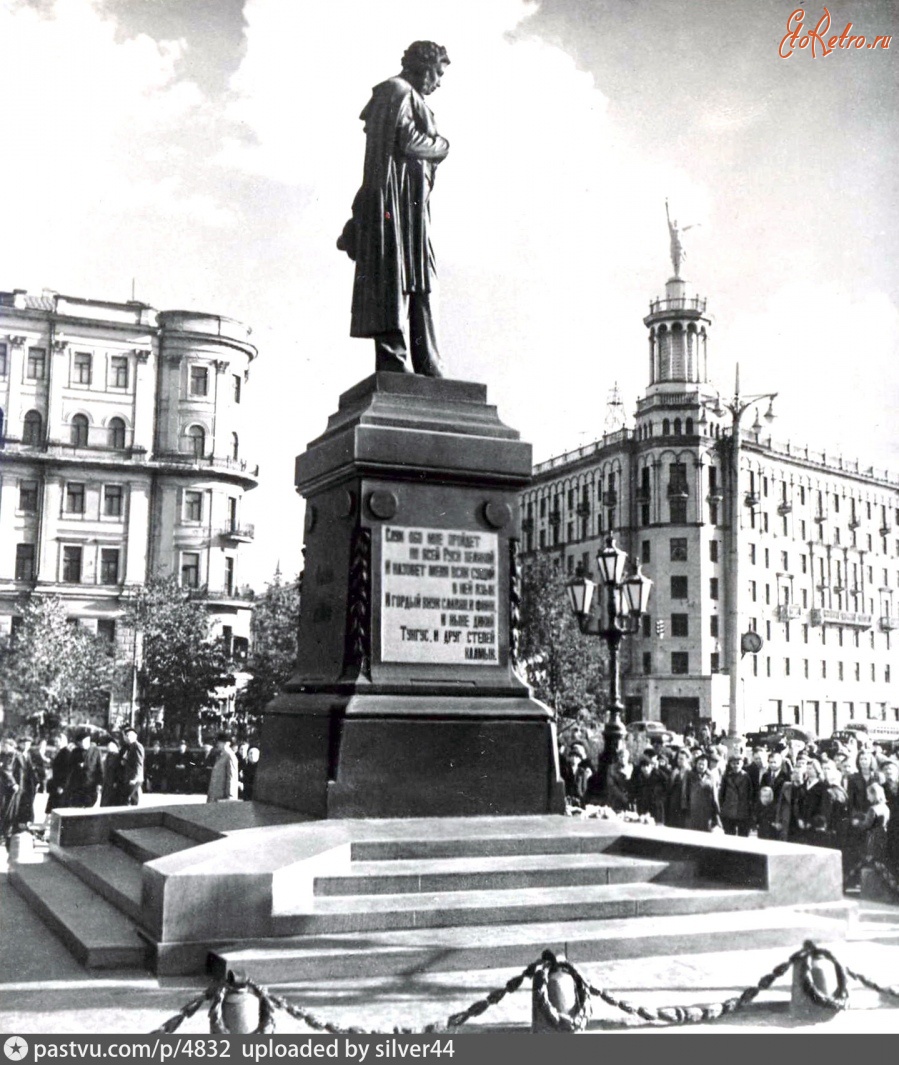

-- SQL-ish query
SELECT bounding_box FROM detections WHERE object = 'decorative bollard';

[790,942,849,1022]
[7,831,35,864]
[531,953,590,1033]
[220,971,260,1034]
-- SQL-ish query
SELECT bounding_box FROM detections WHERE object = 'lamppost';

[700,364,775,757]
[566,534,652,795]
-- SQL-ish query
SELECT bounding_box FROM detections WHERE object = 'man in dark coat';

[63,732,103,808]
[338,41,450,377]
[168,740,195,795]
[720,755,753,836]
[0,737,26,843]
[116,728,145,806]
[46,732,74,815]
[686,753,722,832]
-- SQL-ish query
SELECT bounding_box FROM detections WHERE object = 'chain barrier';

[150,940,896,1035]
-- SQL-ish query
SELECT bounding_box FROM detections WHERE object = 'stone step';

[272,880,764,935]
[211,902,853,984]
[111,826,200,864]
[315,853,693,896]
[50,843,144,923]
[9,860,146,969]
[351,832,621,862]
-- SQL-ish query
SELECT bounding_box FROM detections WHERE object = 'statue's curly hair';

[401,41,450,74]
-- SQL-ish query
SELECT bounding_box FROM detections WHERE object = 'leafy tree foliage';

[518,555,607,741]
[0,595,117,736]
[236,569,301,729]
[123,577,233,742]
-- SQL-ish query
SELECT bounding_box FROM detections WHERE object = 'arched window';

[231,432,239,461]
[109,417,126,449]
[71,414,89,447]
[674,418,682,435]
[187,425,205,459]
[23,410,43,445]
[662,418,670,435]
[686,417,694,435]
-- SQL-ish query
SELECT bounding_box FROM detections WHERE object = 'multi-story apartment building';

[0,288,258,721]
[520,268,899,739]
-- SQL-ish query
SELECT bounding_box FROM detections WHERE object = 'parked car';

[745,724,815,753]
[626,720,682,751]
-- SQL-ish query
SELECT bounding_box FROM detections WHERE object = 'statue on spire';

[665,199,698,279]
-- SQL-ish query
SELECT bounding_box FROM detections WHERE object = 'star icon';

[3,1038,28,1061]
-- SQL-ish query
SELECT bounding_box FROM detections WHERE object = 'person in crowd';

[200,742,216,794]
[15,737,39,827]
[207,733,239,803]
[28,738,50,794]
[705,749,724,790]
[116,728,145,806]
[145,740,166,794]
[101,739,121,806]
[746,747,767,807]
[860,782,891,864]
[64,731,104,808]
[686,752,721,832]
[243,747,260,802]
[881,760,899,873]
[698,724,712,748]
[665,748,693,829]
[167,740,195,795]
[45,732,74,816]
[782,764,808,843]
[604,747,634,812]
[756,785,779,840]
[760,749,792,803]
[0,737,25,844]
[630,749,664,823]
[846,749,878,885]
[572,751,593,806]
[793,758,829,846]
[720,755,753,837]
[821,763,850,875]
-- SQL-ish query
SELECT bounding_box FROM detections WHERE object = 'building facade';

[0,288,258,722]
[520,272,899,738]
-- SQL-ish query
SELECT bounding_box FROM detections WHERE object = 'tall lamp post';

[566,534,652,795]
[700,364,776,757]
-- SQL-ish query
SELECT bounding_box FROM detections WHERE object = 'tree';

[518,555,607,742]
[236,569,301,732]
[0,595,118,736]
[123,577,234,742]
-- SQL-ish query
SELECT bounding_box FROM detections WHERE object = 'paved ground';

[2,796,899,1035]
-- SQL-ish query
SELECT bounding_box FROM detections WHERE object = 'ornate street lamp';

[566,534,652,798]
[702,364,776,757]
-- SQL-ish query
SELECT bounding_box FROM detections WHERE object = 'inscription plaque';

[381,525,499,664]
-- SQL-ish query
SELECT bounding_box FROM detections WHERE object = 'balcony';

[777,604,802,622]
[744,492,760,508]
[809,608,873,629]
[880,525,892,536]
[880,616,899,632]
[0,437,148,461]
[220,524,255,543]
[777,502,793,515]
[155,451,260,479]
[602,491,618,507]
[667,485,688,499]
[575,503,591,517]
[848,518,861,529]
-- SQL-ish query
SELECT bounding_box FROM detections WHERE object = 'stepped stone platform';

[9,804,851,981]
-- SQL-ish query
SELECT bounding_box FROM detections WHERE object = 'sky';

[1,0,897,590]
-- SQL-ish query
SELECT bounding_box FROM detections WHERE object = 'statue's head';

[401,40,450,95]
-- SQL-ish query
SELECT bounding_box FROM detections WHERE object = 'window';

[641,540,651,564]
[671,614,689,637]
[709,501,718,525]
[804,659,809,679]
[642,614,652,638]
[100,548,120,585]
[65,483,85,514]
[23,410,42,445]
[643,652,652,675]
[18,480,38,513]
[671,652,689,674]
[231,432,239,461]
[709,577,719,600]
[187,425,205,458]
[709,614,720,638]
[228,497,238,532]
[670,537,688,562]
[106,417,126,449]
[670,575,688,599]
[822,660,827,679]
[15,544,35,581]
[184,490,203,522]
[27,348,45,379]
[711,652,720,672]
[709,540,719,562]
[801,554,807,574]
[749,543,757,564]
[233,374,241,404]
[62,546,82,583]
[669,499,687,523]
[104,485,123,517]
[750,580,757,602]
[0,343,7,375]
[97,619,117,645]
[71,414,89,447]
[764,548,770,568]
[190,365,209,396]
[111,356,129,388]
[225,556,235,596]
[73,352,92,385]
[181,552,200,589]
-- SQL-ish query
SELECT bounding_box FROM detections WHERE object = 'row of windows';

[748,655,892,683]
[14,544,121,585]
[752,476,898,526]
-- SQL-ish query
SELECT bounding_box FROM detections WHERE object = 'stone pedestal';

[254,373,565,818]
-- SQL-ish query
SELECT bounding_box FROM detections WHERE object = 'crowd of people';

[0,730,261,844]
[561,725,899,889]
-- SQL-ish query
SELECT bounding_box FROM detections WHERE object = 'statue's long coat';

[347,76,449,338]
